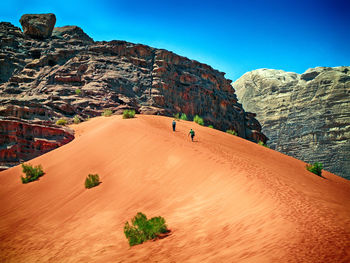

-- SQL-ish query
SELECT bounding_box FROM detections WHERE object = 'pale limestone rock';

[234,67,350,179]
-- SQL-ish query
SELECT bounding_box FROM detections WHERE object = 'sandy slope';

[0,115,349,263]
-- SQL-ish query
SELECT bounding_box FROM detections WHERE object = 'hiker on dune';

[188,128,195,142]
[172,119,176,131]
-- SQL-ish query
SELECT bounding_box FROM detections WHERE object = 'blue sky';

[1,0,349,81]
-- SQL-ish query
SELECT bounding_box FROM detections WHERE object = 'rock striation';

[234,67,350,180]
[0,118,74,171]
[0,14,266,149]
[0,15,267,169]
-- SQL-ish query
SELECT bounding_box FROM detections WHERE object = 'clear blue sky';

[1,0,349,81]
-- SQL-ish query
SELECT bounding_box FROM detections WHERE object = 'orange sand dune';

[1,115,350,263]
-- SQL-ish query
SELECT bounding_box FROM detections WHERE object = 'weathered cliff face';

[0,18,266,144]
[0,118,74,170]
[234,67,350,180]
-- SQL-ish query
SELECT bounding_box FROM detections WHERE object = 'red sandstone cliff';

[0,15,267,169]
[0,118,73,170]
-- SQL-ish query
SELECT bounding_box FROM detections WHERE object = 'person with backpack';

[172,119,176,131]
[188,128,195,141]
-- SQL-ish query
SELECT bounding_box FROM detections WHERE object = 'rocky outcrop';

[0,18,266,142]
[52,26,94,42]
[0,118,74,170]
[234,67,350,180]
[19,13,56,39]
[0,14,268,170]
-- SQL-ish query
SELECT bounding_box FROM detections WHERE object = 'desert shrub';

[208,125,214,128]
[56,119,67,125]
[193,115,204,126]
[124,212,169,246]
[102,109,113,117]
[306,162,323,176]
[173,113,180,120]
[258,140,270,148]
[73,115,81,124]
[226,129,237,136]
[180,113,188,121]
[123,109,135,119]
[75,88,81,95]
[21,163,44,184]
[85,174,100,189]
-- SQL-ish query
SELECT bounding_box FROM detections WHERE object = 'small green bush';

[75,88,81,95]
[180,113,188,121]
[173,113,180,120]
[73,115,81,124]
[102,109,113,117]
[124,212,169,246]
[258,140,270,148]
[306,162,323,176]
[85,174,100,189]
[21,163,44,184]
[123,109,135,119]
[226,129,237,136]
[193,115,204,126]
[208,125,214,129]
[56,119,67,125]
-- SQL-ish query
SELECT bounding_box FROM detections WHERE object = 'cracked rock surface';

[234,67,350,179]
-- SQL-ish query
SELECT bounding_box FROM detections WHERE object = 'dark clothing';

[189,129,195,141]
[172,121,176,131]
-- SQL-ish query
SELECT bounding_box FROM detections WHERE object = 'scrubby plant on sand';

[56,119,67,125]
[173,113,180,120]
[124,212,169,246]
[306,162,323,176]
[75,88,81,95]
[102,109,113,117]
[193,115,204,126]
[180,113,188,121]
[123,109,135,119]
[85,174,101,189]
[208,125,214,128]
[21,163,44,183]
[73,115,81,124]
[258,140,270,148]
[226,129,237,136]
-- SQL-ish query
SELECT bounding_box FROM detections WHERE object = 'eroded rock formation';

[0,14,269,169]
[234,67,350,179]
[0,118,74,170]
[0,16,266,137]
[19,13,56,39]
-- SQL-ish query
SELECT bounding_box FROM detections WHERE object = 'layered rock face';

[0,16,266,146]
[234,67,350,179]
[0,118,74,170]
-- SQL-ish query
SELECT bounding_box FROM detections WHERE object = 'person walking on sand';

[172,119,176,131]
[188,128,195,141]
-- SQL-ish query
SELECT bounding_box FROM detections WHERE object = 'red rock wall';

[0,20,267,149]
[0,119,74,170]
